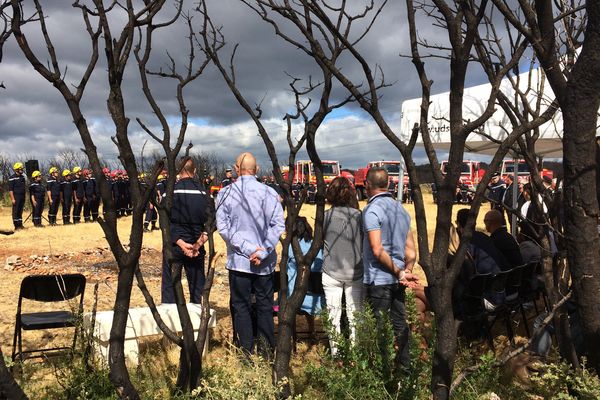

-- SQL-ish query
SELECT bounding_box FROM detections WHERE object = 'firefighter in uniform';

[60,169,73,224]
[143,173,158,232]
[124,171,132,215]
[162,159,213,304]
[46,167,61,225]
[9,162,26,230]
[29,171,46,227]
[221,168,234,188]
[83,169,100,222]
[71,166,85,223]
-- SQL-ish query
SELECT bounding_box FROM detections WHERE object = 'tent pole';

[398,162,404,201]
[511,154,519,237]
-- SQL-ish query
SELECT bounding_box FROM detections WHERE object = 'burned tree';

[491,0,600,372]
[235,1,562,398]
[10,0,217,397]
[198,1,363,395]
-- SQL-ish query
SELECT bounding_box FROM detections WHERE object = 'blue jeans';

[365,283,410,371]
[229,270,275,357]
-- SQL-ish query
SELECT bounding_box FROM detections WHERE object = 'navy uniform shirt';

[156,180,165,201]
[169,178,213,246]
[85,177,97,199]
[29,182,45,199]
[72,177,85,199]
[47,177,61,198]
[61,179,73,199]
[9,174,26,196]
[221,177,233,188]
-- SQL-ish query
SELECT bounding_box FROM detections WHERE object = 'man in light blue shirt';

[363,166,418,372]
[216,152,285,356]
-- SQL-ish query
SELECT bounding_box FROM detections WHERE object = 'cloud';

[0,1,476,169]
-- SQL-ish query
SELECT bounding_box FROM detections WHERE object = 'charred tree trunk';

[428,277,457,400]
[108,264,139,400]
[561,44,600,369]
[0,347,27,400]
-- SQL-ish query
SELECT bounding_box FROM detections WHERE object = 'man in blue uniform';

[83,169,100,222]
[29,171,46,227]
[71,167,85,224]
[8,162,26,230]
[46,167,61,226]
[221,168,234,188]
[162,158,213,304]
[60,169,73,225]
[143,173,159,232]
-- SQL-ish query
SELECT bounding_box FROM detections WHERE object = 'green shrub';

[529,358,600,400]
[303,293,431,400]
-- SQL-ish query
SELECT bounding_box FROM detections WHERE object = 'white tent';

[399,67,569,158]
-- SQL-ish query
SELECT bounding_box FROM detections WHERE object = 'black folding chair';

[459,273,495,349]
[12,274,86,362]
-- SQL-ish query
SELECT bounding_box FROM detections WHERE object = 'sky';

[0,0,497,171]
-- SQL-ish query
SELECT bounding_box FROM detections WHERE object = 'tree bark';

[108,265,140,400]
[428,278,457,400]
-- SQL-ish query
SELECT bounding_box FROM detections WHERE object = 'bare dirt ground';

[0,193,483,364]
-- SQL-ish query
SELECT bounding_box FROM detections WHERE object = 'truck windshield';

[382,163,400,174]
[322,163,339,175]
[504,162,530,173]
[441,162,470,174]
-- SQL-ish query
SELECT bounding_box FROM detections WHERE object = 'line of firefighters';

[7,162,223,231]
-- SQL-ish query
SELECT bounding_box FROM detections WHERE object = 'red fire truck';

[440,160,485,190]
[500,159,554,183]
[354,161,407,200]
[282,160,341,203]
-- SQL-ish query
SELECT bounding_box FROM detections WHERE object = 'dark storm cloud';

[0,0,460,166]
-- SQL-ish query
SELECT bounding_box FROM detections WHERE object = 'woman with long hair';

[322,177,363,356]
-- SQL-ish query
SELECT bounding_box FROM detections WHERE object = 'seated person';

[484,209,523,269]
[517,221,541,265]
[454,209,510,315]
[413,209,509,321]
[286,217,325,316]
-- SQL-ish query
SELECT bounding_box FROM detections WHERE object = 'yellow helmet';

[139,173,146,178]
[49,167,58,174]
[72,166,82,174]
[32,170,41,178]
[13,162,24,170]
[62,169,71,177]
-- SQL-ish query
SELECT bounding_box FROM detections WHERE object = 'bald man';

[216,152,285,357]
[484,209,523,269]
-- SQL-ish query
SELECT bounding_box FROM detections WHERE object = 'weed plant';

[302,292,432,400]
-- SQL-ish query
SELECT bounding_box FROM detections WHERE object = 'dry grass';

[0,191,488,396]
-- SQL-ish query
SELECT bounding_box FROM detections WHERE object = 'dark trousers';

[161,246,205,304]
[48,196,60,224]
[90,198,99,221]
[73,197,84,223]
[83,199,91,221]
[144,205,157,228]
[12,195,25,228]
[365,283,411,371]
[32,197,44,226]
[229,270,275,356]
[62,198,72,224]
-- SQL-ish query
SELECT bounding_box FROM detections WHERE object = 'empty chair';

[12,274,86,362]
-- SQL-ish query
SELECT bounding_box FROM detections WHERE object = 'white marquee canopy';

[399,67,576,158]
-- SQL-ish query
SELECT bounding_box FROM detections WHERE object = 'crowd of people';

[7,153,562,368]
[5,161,237,232]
